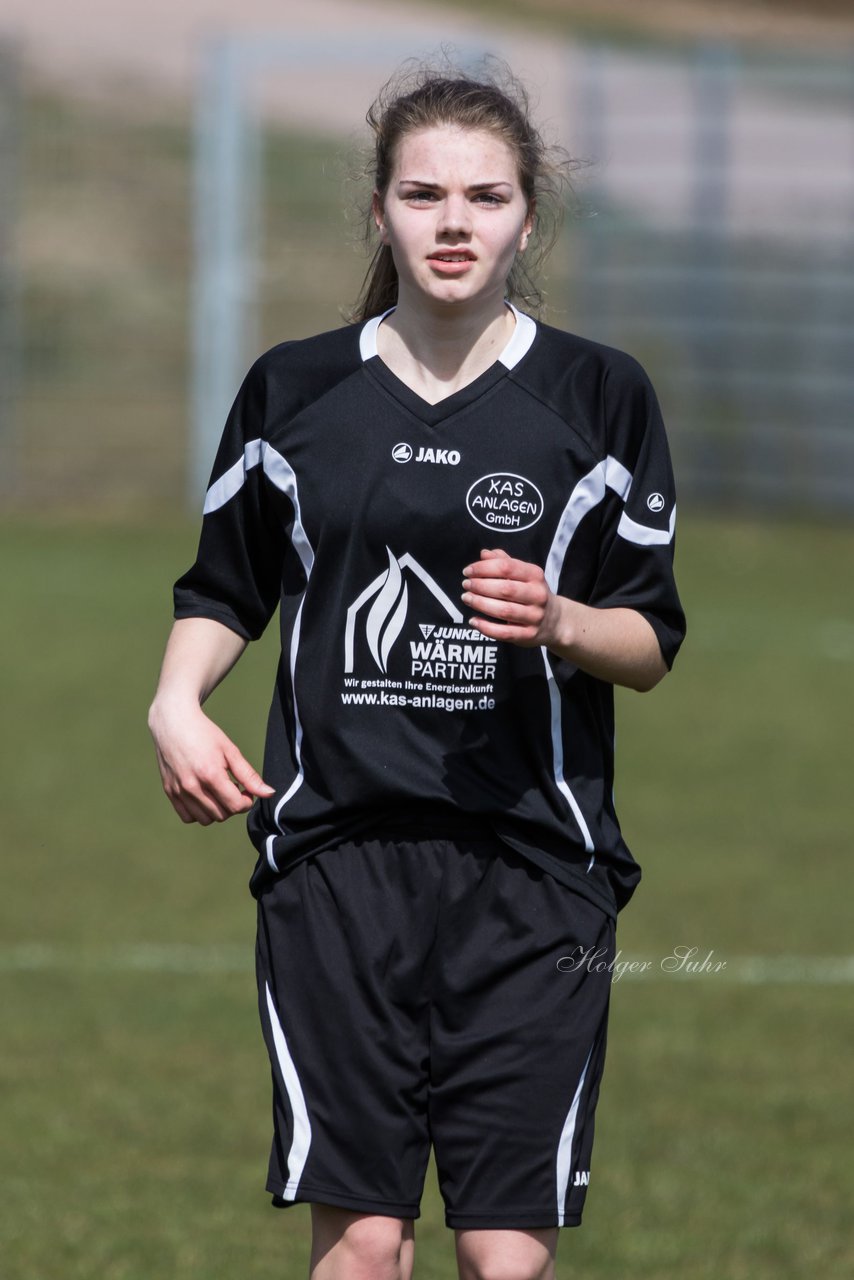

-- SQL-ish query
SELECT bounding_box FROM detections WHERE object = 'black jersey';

[174,307,685,917]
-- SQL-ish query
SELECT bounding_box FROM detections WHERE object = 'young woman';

[149,65,685,1280]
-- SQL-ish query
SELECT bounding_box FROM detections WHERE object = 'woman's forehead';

[391,124,519,181]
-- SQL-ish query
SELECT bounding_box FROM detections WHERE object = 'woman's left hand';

[460,547,668,691]
[461,548,560,649]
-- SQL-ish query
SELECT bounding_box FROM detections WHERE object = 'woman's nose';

[437,194,472,237]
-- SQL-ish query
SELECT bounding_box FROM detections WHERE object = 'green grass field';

[2,511,853,1279]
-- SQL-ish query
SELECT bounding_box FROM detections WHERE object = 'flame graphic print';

[365,548,409,674]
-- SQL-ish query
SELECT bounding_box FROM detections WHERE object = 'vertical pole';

[576,44,607,340]
[691,41,733,503]
[190,38,252,507]
[0,40,21,499]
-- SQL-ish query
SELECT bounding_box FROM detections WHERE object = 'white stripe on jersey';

[499,304,537,368]
[260,444,315,871]
[202,439,316,582]
[604,455,632,501]
[358,308,395,361]
[544,454,639,592]
[358,303,537,368]
[545,460,608,594]
[264,981,312,1200]
[542,460,612,857]
[203,438,262,514]
[542,658,596,854]
[618,505,677,547]
[542,455,672,863]
[555,1041,594,1227]
[261,443,314,578]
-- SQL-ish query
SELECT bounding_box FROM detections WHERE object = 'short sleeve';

[588,360,686,668]
[172,356,290,641]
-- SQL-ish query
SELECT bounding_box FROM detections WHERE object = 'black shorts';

[255,823,615,1230]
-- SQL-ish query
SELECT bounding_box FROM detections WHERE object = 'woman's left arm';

[462,548,668,693]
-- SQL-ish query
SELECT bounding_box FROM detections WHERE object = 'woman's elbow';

[628,653,669,693]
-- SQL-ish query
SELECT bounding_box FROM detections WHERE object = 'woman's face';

[373,124,533,313]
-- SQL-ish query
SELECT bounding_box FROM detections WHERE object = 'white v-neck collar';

[358,303,537,371]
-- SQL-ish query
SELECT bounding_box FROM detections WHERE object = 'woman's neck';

[375,294,516,405]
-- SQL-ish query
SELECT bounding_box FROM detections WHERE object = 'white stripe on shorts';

[555,1041,594,1226]
[265,981,312,1199]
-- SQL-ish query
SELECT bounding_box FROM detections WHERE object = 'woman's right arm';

[148,616,275,825]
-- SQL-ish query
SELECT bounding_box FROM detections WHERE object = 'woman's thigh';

[429,842,614,1233]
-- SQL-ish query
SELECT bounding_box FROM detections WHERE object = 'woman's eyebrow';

[396,180,513,190]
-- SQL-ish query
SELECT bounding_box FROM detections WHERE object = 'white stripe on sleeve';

[617,504,676,547]
[203,439,263,514]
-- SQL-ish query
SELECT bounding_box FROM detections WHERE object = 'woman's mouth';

[427,252,476,275]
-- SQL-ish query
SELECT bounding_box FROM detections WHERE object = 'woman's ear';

[372,190,389,244]
[518,201,535,253]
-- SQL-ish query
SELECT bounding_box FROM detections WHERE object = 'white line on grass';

[2,945,854,984]
[0,942,251,974]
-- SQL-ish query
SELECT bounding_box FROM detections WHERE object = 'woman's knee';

[310,1206,414,1279]
[455,1227,558,1280]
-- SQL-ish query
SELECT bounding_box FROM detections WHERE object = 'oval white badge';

[466,473,544,533]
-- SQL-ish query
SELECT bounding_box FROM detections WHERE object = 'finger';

[479,547,511,560]
[184,783,234,823]
[461,577,546,607]
[203,781,254,819]
[468,616,541,646]
[462,557,542,582]
[169,768,243,823]
[169,788,217,825]
[168,794,199,825]
[462,592,543,626]
[224,745,275,798]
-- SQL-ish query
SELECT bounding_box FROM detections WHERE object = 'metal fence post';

[690,41,734,502]
[575,44,607,339]
[190,38,255,507]
[0,40,21,499]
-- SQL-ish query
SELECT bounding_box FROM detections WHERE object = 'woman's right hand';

[149,699,275,826]
[148,617,275,826]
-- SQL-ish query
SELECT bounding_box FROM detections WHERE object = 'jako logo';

[466,473,544,532]
[647,492,665,512]
[392,443,461,466]
[573,1170,590,1187]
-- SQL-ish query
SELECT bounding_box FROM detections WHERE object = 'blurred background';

[1,1,852,1278]
[2,0,854,511]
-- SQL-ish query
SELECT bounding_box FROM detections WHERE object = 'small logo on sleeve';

[647,492,665,512]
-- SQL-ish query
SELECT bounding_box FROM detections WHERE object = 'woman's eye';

[407,191,437,202]
[473,193,502,205]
